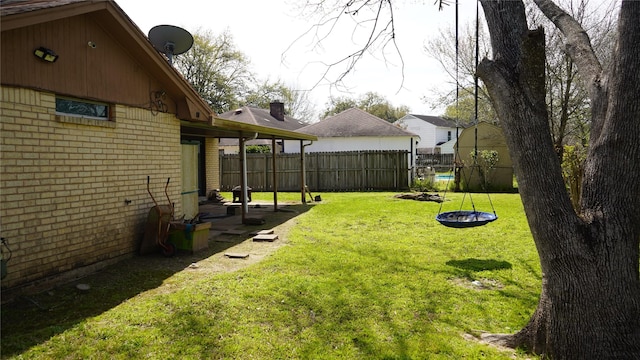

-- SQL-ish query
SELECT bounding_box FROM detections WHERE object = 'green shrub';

[246,145,271,153]
[411,176,437,192]
[470,149,499,190]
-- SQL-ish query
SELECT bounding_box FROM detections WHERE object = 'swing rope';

[435,0,497,228]
[436,0,460,216]
[472,0,496,217]
[472,0,497,217]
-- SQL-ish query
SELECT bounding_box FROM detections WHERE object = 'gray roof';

[217,105,308,146]
[300,108,418,137]
[218,106,306,132]
[407,114,461,128]
[0,0,86,16]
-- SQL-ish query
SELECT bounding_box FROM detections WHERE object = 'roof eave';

[181,117,317,141]
[0,0,105,30]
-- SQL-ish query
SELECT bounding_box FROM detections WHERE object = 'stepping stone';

[249,229,275,236]
[253,234,278,242]
[224,252,249,259]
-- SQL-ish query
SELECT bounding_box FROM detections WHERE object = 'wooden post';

[239,135,247,222]
[272,137,278,212]
[300,140,306,204]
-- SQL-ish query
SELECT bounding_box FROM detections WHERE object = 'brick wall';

[205,137,220,194]
[0,86,184,291]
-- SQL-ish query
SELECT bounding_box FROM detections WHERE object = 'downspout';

[240,133,258,223]
[300,140,314,203]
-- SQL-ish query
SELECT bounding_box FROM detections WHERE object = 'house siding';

[435,127,453,144]
[0,86,183,290]
[283,136,414,153]
[397,115,458,154]
[1,13,179,115]
[402,116,437,151]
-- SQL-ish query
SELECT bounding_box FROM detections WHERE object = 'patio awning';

[180,116,316,224]
[181,117,317,141]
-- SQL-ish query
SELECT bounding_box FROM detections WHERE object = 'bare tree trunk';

[477,0,640,358]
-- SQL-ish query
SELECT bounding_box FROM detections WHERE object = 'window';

[55,96,109,120]
[447,131,452,141]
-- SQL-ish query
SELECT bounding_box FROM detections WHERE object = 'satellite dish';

[148,25,193,65]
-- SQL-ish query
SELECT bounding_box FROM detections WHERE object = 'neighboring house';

[437,138,457,155]
[284,108,419,154]
[0,0,314,294]
[395,114,462,154]
[455,121,513,191]
[218,101,307,154]
[283,108,419,183]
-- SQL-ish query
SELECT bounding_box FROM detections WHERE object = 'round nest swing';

[434,0,498,229]
[436,210,497,228]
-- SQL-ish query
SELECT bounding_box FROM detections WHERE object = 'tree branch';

[531,0,609,141]
[580,0,640,223]
[532,0,602,86]
[480,0,528,68]
[282,1,405,94]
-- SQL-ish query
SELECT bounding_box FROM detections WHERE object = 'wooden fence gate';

[219,150,410,192]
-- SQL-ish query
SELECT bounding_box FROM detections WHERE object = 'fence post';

[300,140,306,203]
[263,153,268,190]
[271,138,278,210]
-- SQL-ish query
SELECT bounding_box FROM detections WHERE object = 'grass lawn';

[1,192,540,359]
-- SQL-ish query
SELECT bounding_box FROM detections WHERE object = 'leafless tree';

[284,0,406,93]
[174,29,254,113]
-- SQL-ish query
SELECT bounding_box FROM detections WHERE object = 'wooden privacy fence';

[220,150,410,192]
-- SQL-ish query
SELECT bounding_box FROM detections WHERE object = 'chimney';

[270,101,285,121]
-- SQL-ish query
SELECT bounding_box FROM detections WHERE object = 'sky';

[116,0,479,119]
